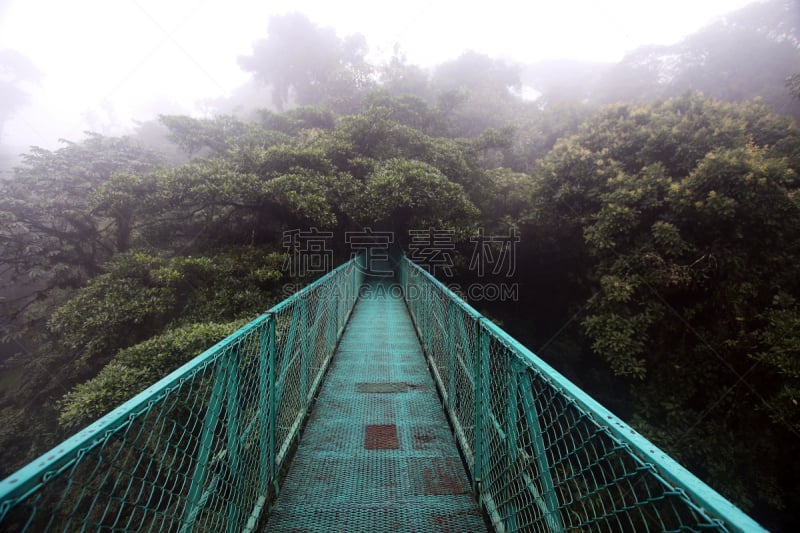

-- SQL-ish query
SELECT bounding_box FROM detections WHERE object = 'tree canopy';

[522,0,800,121]
[238,13,371,112]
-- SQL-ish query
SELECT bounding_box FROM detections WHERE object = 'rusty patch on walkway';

[410,458,470,495]
[365,424,400,449]
[412,432,436,450]
[356,382,409,393]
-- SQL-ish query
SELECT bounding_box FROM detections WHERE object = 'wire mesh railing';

[398,255,767,533]
[0,255,364,532]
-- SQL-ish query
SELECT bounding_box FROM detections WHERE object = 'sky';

[0,0,758,152]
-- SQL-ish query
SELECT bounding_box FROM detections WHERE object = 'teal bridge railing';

[397,257,766,533]
[0,256,364,531]
[0,254,766,532]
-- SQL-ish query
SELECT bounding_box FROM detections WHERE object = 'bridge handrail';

[0,254,364,531]
[399,255,767,533]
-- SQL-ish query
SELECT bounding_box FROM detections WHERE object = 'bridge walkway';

[264,278,487,531]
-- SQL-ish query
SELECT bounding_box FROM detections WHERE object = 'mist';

[0,0,764,166]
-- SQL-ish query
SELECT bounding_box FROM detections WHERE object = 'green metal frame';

[0,251,769,532]
[399,255,767,533]
[0,255,364,531]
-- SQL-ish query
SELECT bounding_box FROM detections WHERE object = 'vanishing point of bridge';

[0,255,766,532]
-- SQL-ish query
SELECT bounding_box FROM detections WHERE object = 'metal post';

[267,317,277,492]
[257,317,271,496]
[520,371,564,533]
[226,346,242,532]
[299,299,310,405]
[181,361,228,531]
[473,317,487,493]
[506,361,519,531]
[281,301,302,419]
[327,290,337,353]
[447,305,456,407]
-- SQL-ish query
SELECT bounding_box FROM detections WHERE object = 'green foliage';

[573,95,792,176]
[530,94,800,519]
[478,168,538,228]
[257,106,336,134]
[114,158,267,251]
[258,144,334,177]
[159,114,286,157]
[501,101,594,173]
[48,253,176,364]
[337,106,475,185]
[351,158,478,237]
[362,91,443,134]
[58,320,246,430]
[49,249,285,365]
[0,134,164,340]
[265,170,340,227]
[286,106,337,131]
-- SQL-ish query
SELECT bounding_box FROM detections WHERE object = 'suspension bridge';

[0,254,767,531]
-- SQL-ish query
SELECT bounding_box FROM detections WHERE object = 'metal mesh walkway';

[264,278,487,532]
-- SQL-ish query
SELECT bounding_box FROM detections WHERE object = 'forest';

[1,1,799,530]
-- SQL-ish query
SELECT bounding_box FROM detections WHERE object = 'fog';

[0,0,755,160]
